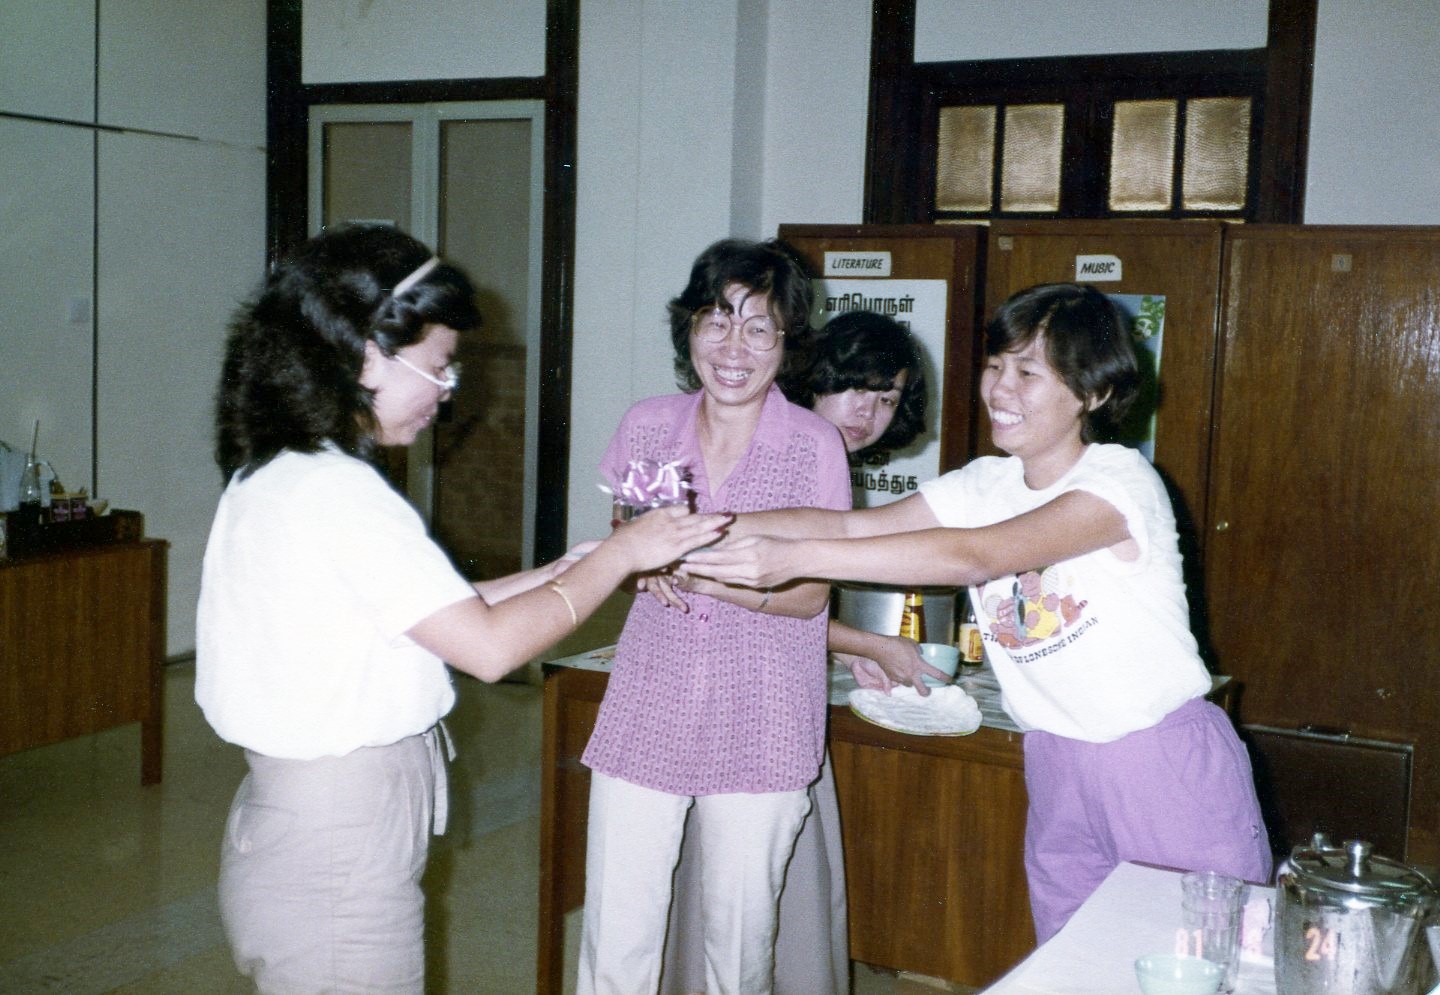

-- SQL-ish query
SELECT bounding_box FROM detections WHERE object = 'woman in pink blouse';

[576,239,851,995]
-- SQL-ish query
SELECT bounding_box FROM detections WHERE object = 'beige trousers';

[217,728,448,994]
[578,772,811,995]
[662,752,850,995]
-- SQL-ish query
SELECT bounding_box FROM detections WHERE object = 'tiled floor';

[0,601,977,994]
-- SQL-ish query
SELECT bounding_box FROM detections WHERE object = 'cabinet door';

[830,715,1033,986]
[1206,226,1440,861]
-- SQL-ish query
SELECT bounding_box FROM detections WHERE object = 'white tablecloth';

[982,862,1277,995]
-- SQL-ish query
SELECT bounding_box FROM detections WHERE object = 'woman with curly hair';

[196,223,726,994]
[575,238,851,995]
[663,308,942,995]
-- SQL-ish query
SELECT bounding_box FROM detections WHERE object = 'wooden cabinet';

[829,708,1033,984]
[0,539,168,784]
[536,664,1032,993]
[1205,226,1440,862]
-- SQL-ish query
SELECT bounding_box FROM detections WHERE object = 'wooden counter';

[536,661,1034,993]
[0,539,168,784]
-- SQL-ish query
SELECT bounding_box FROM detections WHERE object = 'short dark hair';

[985,283,1140,442]
[783,310,928,456]
[666,238,815,392]
[216,223,481,481]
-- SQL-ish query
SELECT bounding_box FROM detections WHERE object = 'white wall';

[1303,0,1440,223]
[0,3,267,655]
[302,0,546,82]
[566,0,875,542]
[913,0,1268,60]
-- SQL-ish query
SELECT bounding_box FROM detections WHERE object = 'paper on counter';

[981,862,1276,995]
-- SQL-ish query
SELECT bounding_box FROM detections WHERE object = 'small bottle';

[959,600,983,670]
[18,457,43,526]
[898,590,926,643]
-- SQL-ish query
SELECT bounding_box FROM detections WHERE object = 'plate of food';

[848,684,983,737]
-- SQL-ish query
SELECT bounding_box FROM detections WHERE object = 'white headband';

[392,256,440,297]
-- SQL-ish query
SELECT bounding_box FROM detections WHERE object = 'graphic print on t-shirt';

[982,567,1089,653]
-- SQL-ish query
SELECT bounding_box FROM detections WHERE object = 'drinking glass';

[1178,870,1245,992]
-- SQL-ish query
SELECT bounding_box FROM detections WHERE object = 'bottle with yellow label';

[898,590,926,643]
[959,599,984,670]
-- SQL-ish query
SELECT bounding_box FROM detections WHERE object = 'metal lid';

[1287,835,1436,904]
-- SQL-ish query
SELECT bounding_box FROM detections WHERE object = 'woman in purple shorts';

[686,282,1272,943]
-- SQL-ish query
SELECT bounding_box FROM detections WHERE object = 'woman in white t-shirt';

[686,283,1271,943]
[196,223,727,994]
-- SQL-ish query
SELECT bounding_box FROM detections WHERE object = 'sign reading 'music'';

[824,251,892,277]
[1075,254,1123,281]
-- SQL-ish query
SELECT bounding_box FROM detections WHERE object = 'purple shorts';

[1022,697,1272,943]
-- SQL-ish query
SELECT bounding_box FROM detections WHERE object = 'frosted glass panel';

[321,121,412,231]
[999,104,1063,212]
[436,118,534,578]
[936,105,996,212]
[1110,100,1177,211]
[1183,97,1251,210]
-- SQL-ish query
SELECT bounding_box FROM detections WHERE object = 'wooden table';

[0,539,168,784]
[537,659,1035,993]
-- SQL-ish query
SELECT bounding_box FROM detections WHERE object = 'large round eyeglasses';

[691,307,784,352]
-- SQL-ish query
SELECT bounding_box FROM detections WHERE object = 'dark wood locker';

[1207,225,1440,863]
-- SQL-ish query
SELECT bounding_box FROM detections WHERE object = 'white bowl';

[1134,954,1222,995]
[917,642,960,685]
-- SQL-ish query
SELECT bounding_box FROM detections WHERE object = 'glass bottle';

[898,590,926,643]
[959,599,984,671]
[18,457,43,524]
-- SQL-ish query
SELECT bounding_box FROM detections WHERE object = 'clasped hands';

[633,534,799,613]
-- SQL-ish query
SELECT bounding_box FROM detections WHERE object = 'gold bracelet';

[757,588,772,612]
[546,580,578,628]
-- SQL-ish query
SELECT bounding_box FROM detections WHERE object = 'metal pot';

[833,583,958,645]
[1274,835,1439,994]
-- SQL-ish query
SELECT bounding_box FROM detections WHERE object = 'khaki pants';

[217,729,448,994]
[578,772,810,995]
[663,753,849,995]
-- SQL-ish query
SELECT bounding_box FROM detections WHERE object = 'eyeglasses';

[392,354,462,392]
[691,307,784,352]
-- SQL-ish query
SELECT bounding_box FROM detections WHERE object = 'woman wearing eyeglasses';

[196,223,727,994]
[576,238,850,995]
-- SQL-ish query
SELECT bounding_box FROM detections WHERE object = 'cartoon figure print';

[983,567,1087,650]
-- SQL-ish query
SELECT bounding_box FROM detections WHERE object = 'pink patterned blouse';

[582,386,851,795]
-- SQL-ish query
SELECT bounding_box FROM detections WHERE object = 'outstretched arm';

[408,507,729,682]
[471,541,599,604]
[685,489,1129,590]
[724,491,935,542]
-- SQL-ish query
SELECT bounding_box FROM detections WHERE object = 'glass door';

[309,101,545,575]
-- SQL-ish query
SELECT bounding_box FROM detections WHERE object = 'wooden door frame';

[864,0,1317,225]
[264,0,577,563]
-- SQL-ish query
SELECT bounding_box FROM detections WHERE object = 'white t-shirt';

[919,444,1210,742]
[195,447,478,759]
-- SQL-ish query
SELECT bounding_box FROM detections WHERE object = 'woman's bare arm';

[407,508,728,681]
[686,489,1129,590]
